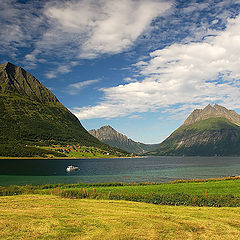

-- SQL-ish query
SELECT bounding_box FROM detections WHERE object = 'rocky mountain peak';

[0,62,59,103]
[183,104,240,126]
[1,62,15,71]
[202,103,215,112]
[89,125,159,154]
[89,125,128,141]
[100,125,114,131]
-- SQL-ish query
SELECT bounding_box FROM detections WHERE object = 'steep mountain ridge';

[0,62,58,102]
[89,125,159,154]
[0,62,124,157]
[183,103,240,126]
[148,104,240,156]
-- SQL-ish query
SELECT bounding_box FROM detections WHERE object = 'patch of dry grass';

[0,194,240,239]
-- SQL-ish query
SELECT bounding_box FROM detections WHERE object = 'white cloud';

[123,77,137,82]
[25,0,172,62]
[45,62,79,79]
[45,72,57,79]
[182,2,209,14]
[67,79,100,95]
[73,14,240,120]
[0,0,173,73]
[128,114,142,119]
[0,0,44,56]
[1,0,239,79]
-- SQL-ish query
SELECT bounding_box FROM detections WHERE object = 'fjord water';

[1,156,240,186]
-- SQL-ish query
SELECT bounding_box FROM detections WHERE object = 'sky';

[1,0,240,144]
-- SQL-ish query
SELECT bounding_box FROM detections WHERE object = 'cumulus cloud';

[73,14,240,120]
[1,0,238,79]
[0,0,173,74]
[26,0,172,63]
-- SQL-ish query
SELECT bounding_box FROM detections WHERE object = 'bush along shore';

[1,176,240,207]
[60,189,240,207]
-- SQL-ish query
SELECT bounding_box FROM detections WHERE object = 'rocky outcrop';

[0,62,58,102]
[89,125,159,154]
[183,104,240,126]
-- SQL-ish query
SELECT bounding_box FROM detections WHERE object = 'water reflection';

[0,156,240,185]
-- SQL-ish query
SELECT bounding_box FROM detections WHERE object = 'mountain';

[148,104,240,156]
[89,125,159,154]
[0,62,125,157]
[183,104,240,126]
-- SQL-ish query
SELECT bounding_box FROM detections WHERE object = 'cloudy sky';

[1,0,240,143]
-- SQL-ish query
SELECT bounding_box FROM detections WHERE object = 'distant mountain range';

[89,125,159,154]
[0,62,126,157]
[148,104,240,156]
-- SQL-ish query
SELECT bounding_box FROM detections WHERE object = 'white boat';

[66,165,79,172]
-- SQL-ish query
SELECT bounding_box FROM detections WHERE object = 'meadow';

[39,145,130,158]
[1,194,240,239]
[65,178,240,196]
[1,177,240,207]
[1,177,240,239]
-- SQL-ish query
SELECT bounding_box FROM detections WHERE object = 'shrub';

[60,189,240,207]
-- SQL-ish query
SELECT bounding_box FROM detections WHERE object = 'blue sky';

[1,0,240,143]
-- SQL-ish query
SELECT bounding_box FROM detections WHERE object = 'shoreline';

[0,156,144,160]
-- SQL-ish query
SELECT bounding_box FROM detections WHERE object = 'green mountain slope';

[148,105,240,156]
[89,125,159,154]
[0,62,126,157]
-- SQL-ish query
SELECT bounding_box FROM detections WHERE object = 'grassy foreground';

[2,177,240,207]
[1,194,240,240]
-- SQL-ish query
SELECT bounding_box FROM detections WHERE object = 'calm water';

[1,156,240,186]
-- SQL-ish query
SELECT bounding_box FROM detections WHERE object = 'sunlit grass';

[39,145,127,158]
[1,194,240,239]
[95,179,240,196]
[60,179,240,196]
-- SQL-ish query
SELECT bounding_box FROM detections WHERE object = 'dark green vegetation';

[148,103,240,156]
[0,144,66,158]
[1,177,240,207]
[0,62,128,157]
[89,125,159,154]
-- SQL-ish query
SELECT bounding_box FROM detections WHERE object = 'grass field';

[63,179,240,196]
[39,145,129,158]
[1,194,240,240]
[2,177,240,196]
[2,178,240,207]
[1,179,240,239]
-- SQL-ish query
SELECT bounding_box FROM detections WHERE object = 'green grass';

[2,178,240,196]
[31,177,240,197]
[0,93,129,157]
[71,179,240,196]
[1,194,240,239]
[179,117,240,132]
[0,143,67,158]
[66,151,119,158]
[2,177,240,207]
[41,145,129,158]
[55,178,240,207]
